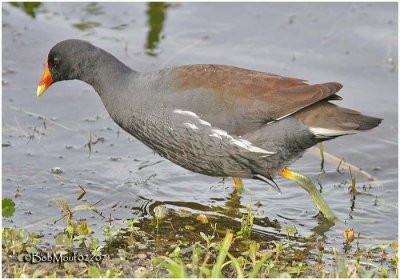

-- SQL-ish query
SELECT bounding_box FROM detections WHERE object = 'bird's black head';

[37,39,99,96]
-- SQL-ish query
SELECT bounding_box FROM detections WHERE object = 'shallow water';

[2,2,398,250]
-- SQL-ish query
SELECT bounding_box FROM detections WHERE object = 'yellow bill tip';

[36,85,47,97]
[37,62,53,97]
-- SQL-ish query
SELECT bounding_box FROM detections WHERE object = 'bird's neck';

[79,48,135,97]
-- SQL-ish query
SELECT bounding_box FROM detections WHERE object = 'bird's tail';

[294,101,382,139]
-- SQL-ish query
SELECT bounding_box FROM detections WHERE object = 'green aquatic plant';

[1,194,397,278]
[73,21,101,31]
[9,2,41,18]
[88,236,103,257]
[237,204,254,239]
[125,218,140,233]
[2,198,15,218]
[154,230,274,278]
[2,227,42,258]
[211,231,233,277]
[2,219,397,278]
[200,231,216,251]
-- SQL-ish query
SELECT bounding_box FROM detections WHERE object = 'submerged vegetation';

[2,198,397,278]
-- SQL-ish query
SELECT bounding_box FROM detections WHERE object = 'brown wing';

[172,64,342,119]
[254,82,343,121]
[168,64,342,134]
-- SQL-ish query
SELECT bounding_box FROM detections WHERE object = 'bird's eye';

[54,57,61,65]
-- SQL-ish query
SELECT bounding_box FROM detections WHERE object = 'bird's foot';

[232,177,244,193]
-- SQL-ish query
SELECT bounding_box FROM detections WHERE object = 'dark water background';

[2,2,398,248]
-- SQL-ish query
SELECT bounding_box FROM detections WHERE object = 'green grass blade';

[227,252,244,278]
[211,231,233,278]
[159,257,188,278]
[248,253,269,278]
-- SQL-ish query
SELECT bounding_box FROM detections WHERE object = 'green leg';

[319,142,325,172]
[281,167,336,222]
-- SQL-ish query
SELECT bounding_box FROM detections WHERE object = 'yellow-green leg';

[281,167,336,222]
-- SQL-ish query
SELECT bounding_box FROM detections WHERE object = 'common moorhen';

[37,39,382,193]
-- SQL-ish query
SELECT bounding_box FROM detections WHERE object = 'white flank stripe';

[231,140,248,149]
[184,122,199,130]
[173,109,199,118]
[246,145,274,154]
[211,129,275,155]
[209,133,222,139]
[198,119,211,126]
[211,129,230,137]
[239,139,252,146]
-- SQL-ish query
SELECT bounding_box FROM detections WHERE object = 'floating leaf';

[9,2,41,18]
[2,198,15,218]
[73,21,101,31]
[55,233,73,249]
[26,246,37,254]
[71,204,96,213]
